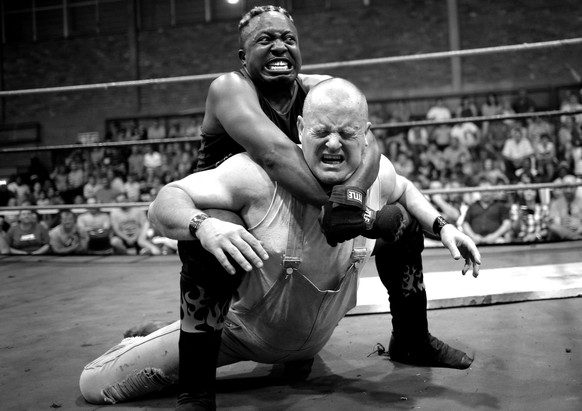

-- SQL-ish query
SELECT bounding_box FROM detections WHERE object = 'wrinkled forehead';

[241,11,297,41]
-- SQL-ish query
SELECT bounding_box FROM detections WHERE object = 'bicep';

[170,157,258,212]
[378,156,402,204]
[210,77,296,161]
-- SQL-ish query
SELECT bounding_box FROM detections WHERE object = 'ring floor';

[1,241,581,411]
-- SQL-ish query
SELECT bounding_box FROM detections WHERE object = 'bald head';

[298,78,371,186]
[303,78,369,124]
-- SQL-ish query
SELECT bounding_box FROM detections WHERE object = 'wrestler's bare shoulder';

[298,74,333,91]
[217,153,275,198]
[208,72,254,96]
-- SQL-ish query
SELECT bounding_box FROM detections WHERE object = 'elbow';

[256,145,290,174]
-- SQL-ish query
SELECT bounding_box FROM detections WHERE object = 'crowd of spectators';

[1,89,581,255]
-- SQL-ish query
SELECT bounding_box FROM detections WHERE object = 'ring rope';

[0,136,201,154]
[1,109,579,155]
[1,182,580,215]
[0,38,580,97]
[376,109,582,130]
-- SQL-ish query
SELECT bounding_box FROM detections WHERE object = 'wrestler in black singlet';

[195,69,308,171]
[179,69,308,290]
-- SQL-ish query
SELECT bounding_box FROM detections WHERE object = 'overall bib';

[220,190,374,364]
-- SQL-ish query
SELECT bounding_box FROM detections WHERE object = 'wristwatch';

[188,213,211,238]
[432,215,449,237]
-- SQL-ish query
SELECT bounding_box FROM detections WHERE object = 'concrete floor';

[0,242,581,411]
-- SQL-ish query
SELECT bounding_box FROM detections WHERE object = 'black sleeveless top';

[196,69,308,171]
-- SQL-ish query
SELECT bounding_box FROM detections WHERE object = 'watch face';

[189,213,210,237]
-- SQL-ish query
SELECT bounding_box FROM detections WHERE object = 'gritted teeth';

[266,60,291,71]
[322,154,343,164]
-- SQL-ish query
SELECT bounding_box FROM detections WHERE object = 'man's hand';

[439,225,482,278]
[319,185,367,246]
[196,217,269,275]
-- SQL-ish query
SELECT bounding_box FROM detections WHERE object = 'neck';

[256,80,297,112]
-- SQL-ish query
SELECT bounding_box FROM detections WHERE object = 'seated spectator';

[456,95,479,118]
[476,157,510,186]
[127,145,145,178]
[95,176,122,205]
[50,165,69,195]
[168,122,184,138]
[501,123,534,182]
[526,115,554,146]
[442,136,471,169]
[392,151,415,180]
[512,89,536,114]
[560,92,582,125]
[49,210,89,255]
[77,198,123,255]
[425,142,446,175]
[557,115,580,160]
[143,144,163,179]
[407,125,429,158]
[7,175,31,206]
[547,175,582,240]
[483,119,510,159]
[147,119,166,139]
[109,193,151,255]
[63,161,86,204]
[480,93,502,138]
[83,174,102,201]
[508,174,549,243]
[450,121,481,159]
[430,124,452,151]
[415,151,439,185]
[533,133,557,182]
[462,179,512,244]
[5,209,51,255]
[427,98,452,121]
[514,156,539,182]
[124,173,141,202]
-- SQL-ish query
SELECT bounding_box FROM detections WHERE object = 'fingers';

[199,220,269,275]
[442,229,482,277]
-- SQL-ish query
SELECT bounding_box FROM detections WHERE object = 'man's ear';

[364,122,372,146]
[238,49,246,66]
[297,115,304,143]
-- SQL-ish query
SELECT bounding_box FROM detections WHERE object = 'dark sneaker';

[388,333,473,370]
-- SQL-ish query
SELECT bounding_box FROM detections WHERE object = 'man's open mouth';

[265,59,292,72]
[322,154,343,165]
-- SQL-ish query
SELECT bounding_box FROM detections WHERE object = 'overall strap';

[282,198,304,273]
[282,197,369,273]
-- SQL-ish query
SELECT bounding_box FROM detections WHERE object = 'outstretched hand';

[439,225,482,277]
[196,218,269,275]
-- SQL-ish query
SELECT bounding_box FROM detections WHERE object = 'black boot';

[176,330,223,411]
[375,218,473,370]
[387,332,473,369]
